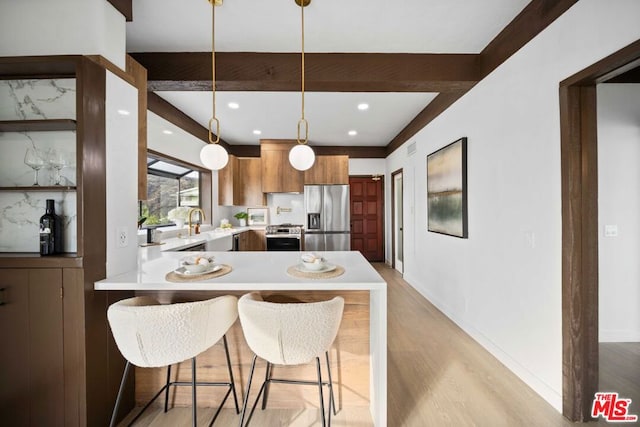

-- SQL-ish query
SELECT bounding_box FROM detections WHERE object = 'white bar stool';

[107,295,240,427]
[237,292,344,427]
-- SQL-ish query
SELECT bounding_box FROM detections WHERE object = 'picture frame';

[426,137,468,238]
[247,207,269,226]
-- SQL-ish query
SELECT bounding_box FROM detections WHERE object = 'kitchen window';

[140,155,201,226]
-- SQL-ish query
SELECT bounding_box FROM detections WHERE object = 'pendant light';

[200,0,229,170]
[289,0,316,171]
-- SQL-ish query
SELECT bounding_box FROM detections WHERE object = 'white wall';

[385,0,640,411]
[105,72,138,276]
[349,158,385,176]
[0,0,126,69]
[597,83,640,342]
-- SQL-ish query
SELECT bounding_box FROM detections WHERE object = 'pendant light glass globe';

[200,143,229,170]
[289,144,315,171]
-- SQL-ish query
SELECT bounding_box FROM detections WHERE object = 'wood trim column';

[126,56,148,201]
[560,84,599,421]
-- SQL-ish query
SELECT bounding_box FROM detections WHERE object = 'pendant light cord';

[208,1,220,144]
[297,1,309,144]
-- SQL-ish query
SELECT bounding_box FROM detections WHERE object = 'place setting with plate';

[287,253,345,279]
[165,253,232,282]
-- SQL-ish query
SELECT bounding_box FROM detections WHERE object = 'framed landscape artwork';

[247,207,268,225]
[426,137,468,238]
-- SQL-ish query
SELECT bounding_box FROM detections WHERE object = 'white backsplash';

[0,79,78,253]
[0,193,77,253]
[267,193,305,225]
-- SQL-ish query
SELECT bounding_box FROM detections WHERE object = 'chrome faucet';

[187,208,206,236]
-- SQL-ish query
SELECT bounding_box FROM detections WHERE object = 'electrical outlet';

[117,226,128,248]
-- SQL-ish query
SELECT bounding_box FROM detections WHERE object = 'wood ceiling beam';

[386,0,580,156]
[480,0,580,77]
[386,91,467,156]
[107,0,133,22]
[132,52,480,93]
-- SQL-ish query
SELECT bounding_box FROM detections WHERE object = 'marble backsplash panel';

[0,79,76,120]
[0,192,77,253]
[0,130,76,187]
[0,79,78,252]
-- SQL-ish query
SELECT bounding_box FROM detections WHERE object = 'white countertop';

[140,226,264,252]
[95,250,386,291]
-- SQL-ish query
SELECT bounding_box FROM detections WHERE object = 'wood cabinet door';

[218,155,238,206]
[304,155,349,184]
[261,141,303,193]
[349,177,385,261]
[0,268,64,427]
[237,158,265,206]
[248,229,266,251]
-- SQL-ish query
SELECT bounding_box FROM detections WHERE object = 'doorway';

[391,169,403,273]
[560,39,640,421]
[349,176,384,262]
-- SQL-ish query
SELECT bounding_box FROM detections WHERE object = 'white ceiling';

[127,0,531,147]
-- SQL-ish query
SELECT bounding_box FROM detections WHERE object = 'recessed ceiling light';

[117,109,130,116]
[357,103,369,111]
[162,130,173,135]
[228,102,240,109]
[253,129,262,135]
[348,130,358,136]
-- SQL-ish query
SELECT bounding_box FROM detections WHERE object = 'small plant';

[234,211,248,220]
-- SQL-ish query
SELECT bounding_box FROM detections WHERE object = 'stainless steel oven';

[265,224,303,251]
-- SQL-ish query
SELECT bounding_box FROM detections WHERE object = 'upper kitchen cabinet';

[218,155,266,206]
[304,155,349,185]
[260,140,304,193]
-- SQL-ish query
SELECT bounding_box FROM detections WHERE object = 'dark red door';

[349,176,384,261]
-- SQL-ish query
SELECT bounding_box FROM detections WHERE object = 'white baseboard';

[402,272,563,413]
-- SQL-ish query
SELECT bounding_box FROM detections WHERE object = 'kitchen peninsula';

[95,250,387,426]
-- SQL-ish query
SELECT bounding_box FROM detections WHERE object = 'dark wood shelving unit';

[0,185,76,192]
[0,252,81,268]
[0,119,76,132]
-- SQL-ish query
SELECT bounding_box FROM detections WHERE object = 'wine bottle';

[39,199,63,255]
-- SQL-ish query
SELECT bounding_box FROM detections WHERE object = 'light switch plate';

[604,224,618,237]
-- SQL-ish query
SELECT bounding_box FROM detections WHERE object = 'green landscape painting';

[427,137,468,238]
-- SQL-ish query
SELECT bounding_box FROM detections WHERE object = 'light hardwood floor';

[119,263,639,426]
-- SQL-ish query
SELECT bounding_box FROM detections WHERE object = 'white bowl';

[302,259,325,271]
[181,254,214,273]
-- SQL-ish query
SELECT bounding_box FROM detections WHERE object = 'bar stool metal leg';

[316,357,327,427]
[325,351,337,416]
[164,365,172,413]
[261,362,272,410]
[239,355,258,427]
[109,361,132,427]
[192,357,197,427]
[222,335,241,414]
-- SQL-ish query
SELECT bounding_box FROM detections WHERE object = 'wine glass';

[24,148,44,186]
[47,148,67,186]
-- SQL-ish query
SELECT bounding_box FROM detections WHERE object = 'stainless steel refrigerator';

[304,185,351,251]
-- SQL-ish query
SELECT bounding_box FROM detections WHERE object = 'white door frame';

[392,169,404,273]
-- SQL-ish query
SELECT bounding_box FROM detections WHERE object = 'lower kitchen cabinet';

[237,229,266,251]
[0,268,64,427]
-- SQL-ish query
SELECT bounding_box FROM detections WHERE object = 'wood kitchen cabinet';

[304,155,349,185]
[237,229,266,251]
[218,155,266,206]
[260,140,304,193]
[0,268,64,427]
[0,55,139,427]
